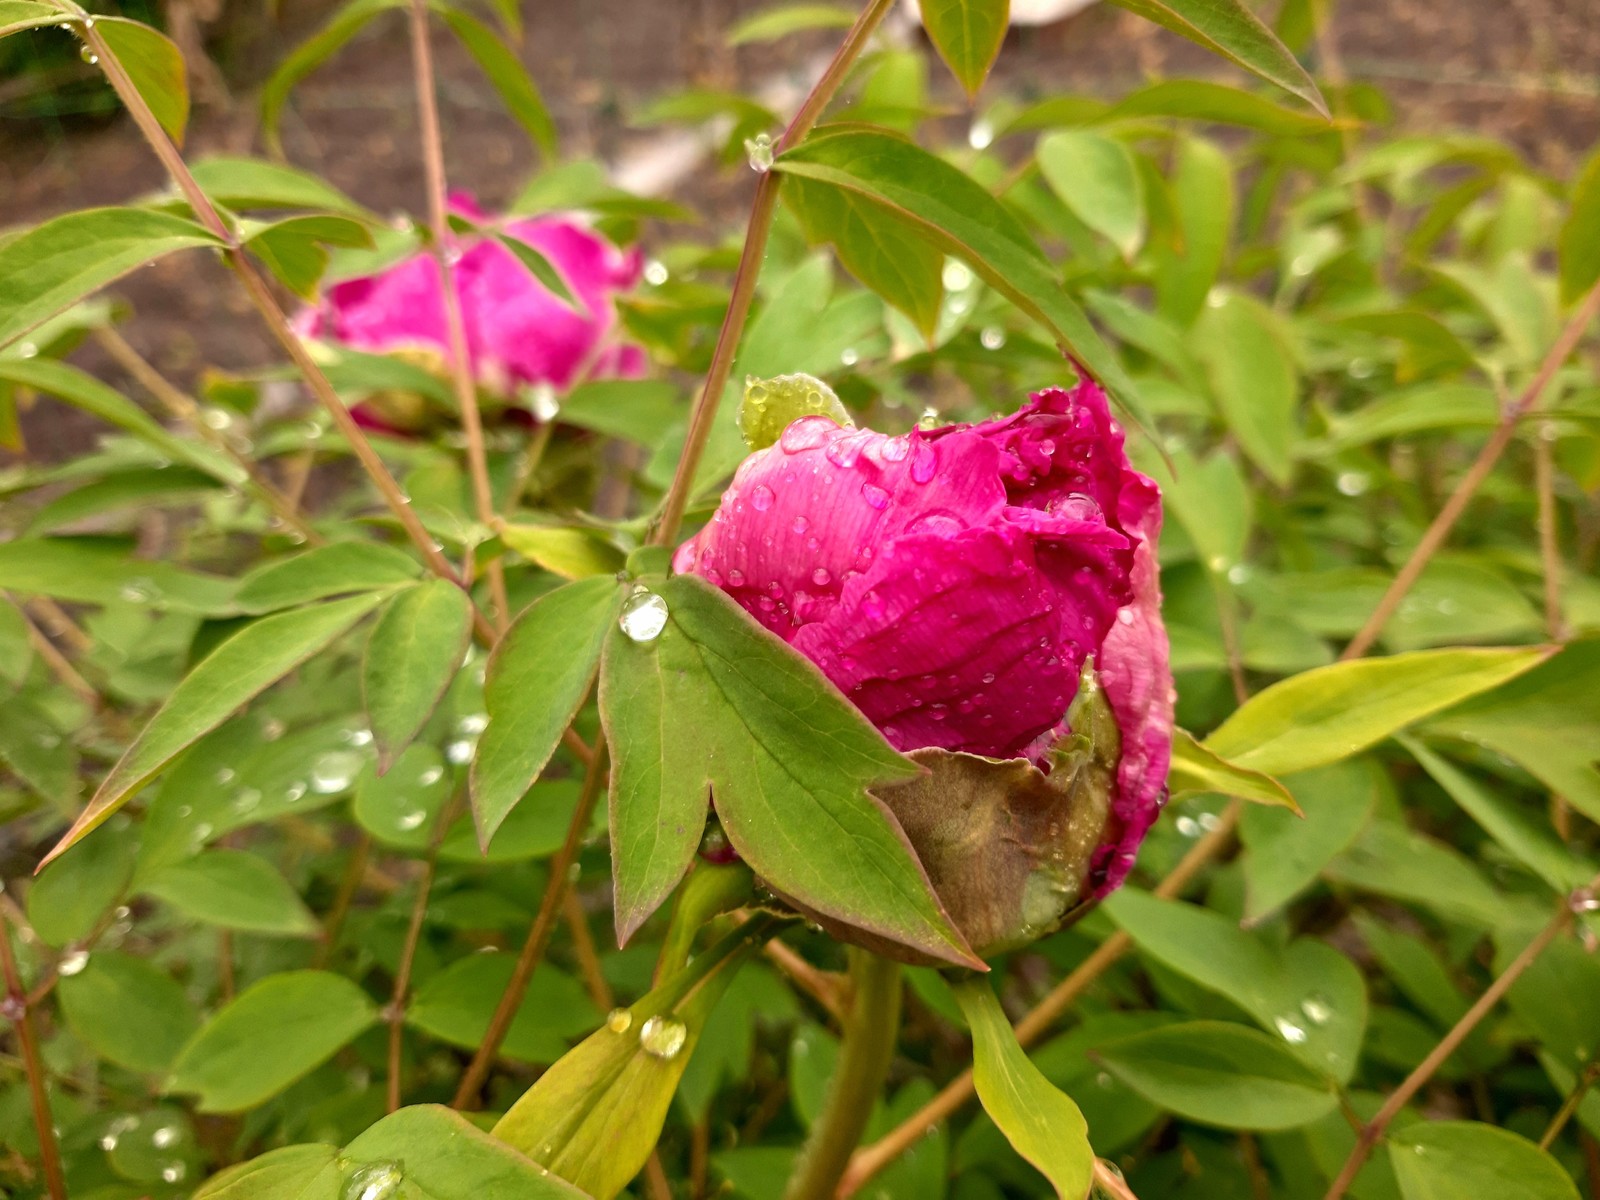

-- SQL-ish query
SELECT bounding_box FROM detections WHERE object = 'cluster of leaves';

[1,0,1599,1198]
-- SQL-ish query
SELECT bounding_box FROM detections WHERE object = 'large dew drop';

[342,1161,405,1200]
[619,588,670,642]
[638,1014,688,1060]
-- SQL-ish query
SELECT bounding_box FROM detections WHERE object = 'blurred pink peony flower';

[673,381,1172,895]
[295,193,646,401]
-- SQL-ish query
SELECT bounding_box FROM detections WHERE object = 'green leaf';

[1326,820,1507,928]
[0,536,236,613]
[1037,129,1146,258]
[363,580,473,771]
[353,744,454,849]
[775,128,1150,434]
[189,155,372,217]
[1402,736,1595,893]
[1104,889,1368,1082]
[1193,291,1297,486]
[494,232,582,310]
[139,849,319,936]
[234,541,422,613]
[167,970,378,1112]
[1107,79,1332,135]
[96,17,190,146]
[920,0,1010,98]
[1153,136,1234,326]
[0,357,243,484]
[736,371,851,452]
[439,8,557,157]
[559,380,685,444]
[1559,146,1600,304]
[406,954,598,1064]
[0,601,31,687]
[241,214,375,300]
[1389,1122,1581,1200]
[1103,0,1325,113]
[494,917,771,1200]
[473,574,620,844]
[57,951,201,1074]
[27,827,136,947]
[28,465,222,534]
[1239,760,1381,921]
[342,1105,588,1198]
[192,1144,338,1200]
[1092,1020,1340,1130]
[1204,647,1549,777]
[1168,729,1296,810]
[45,593,385,866]
[0,695,79,806]
[260,0,404,155]
[600,575,977,966]
[785,175,944,339]
[726,3,856,44]
[0,207,219,349]
[0,2,67,40]
[953,976,1093,1199]
[499,524,627,580]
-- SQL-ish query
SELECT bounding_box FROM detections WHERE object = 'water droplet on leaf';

[639,1014,688,1059]
[620,589,670,642]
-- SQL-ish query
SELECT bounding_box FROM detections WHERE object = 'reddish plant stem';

[562,888,614,1011]
[1321,882,1597,1200]
[386,853,439,1113]
[0,908,66,1200]
[1342,278,1600,660]
[315,832,373,968]
[407,0,510,633]
[651,0,896,547]
[452,744,609,1108]
[764,938,848,1025]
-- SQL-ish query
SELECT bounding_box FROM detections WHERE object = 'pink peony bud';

[674,381,1173,927]
[295,193,646,405]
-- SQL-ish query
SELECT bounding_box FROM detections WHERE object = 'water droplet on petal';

[639,1015,688,1059]
[812,568,831,586]
[881,437,910,463]
[619,589,670,642]
[861,483,889,511]
[750,484,774,511]
[791,515,809,535]
[909,443,937,484]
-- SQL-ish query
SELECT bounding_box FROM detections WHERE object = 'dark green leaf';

[1326,820,1506,928]
[1239,760,1381,920]
[0,208,218,349]
[496,232,582,310]
[260,0,404,155]
[96,17,190,145]
[45,593,385,866]
[920,0,1010,98]
[57,951,201,1073]
[139,849,319,936]
[473,574,620,843]
[27,827,135,947]
[953,976,1093,1198]
[167,970,378,1112]
[600,575,976,966]
[363,579,473,771]
[353,744,454,849]
[406,954,598,1064]
[234,542,422,613]
[0,536,236,613]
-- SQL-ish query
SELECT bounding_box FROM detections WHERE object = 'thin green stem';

[651,0,895,547]
[784,949,902,1200]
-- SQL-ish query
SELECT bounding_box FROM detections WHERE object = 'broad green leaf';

[600,574,977,966]
[559,380,685,445]
[496,232,582,310]
[953,976,1093,1199]
[96,17,190,145]
[1037,129,1146,258]
[726,2,856,44]
[353,744,454,849]
[1144,446,1251,573]
[1204,647,1548,777]
[1559,146,1600,304]
[192,1144,338,1200]
[188,155,372,217]
[494,917,770,1200]
[1168,729,1296,809]
[1325,820,1507,928]
[0,601,31,686]
[260,0,404,155]
[0,537,233,614]
[920,0,1010,98]
[1321,382,1497,451]
[0,357,241,484]
[340,1105,587,1198]
[1,2,66,40]
[1153,136,1234,326]
[473,574,620,843]
[363,579,473,771]
[406,954,598,1064]
[775,128,1150,434]
[1388,1122,1581,1200]
[167,970,378,1112]
[241,214,375,300]
[439,8,557,156]
[1092,1020,1340,1130]
[785,175,944,338]
[28,465,222,534]
[0,695,79,806]
[1355,914,1473,1030]
[499,524,627,580]
[1104,0,1324,113]
[139,849,319,936]
[57,951,201,1074]
[1104,889,1368,1082]
[1107,79,1332,134]
[27,827,136,947]
[1194,291,1297,485]
[45,593,385,865]
[1402,736,1594,893]
[234,541,422,613]
[1423,639,1600,824]
[0,208,219,349]
[1239,760,1380,920]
